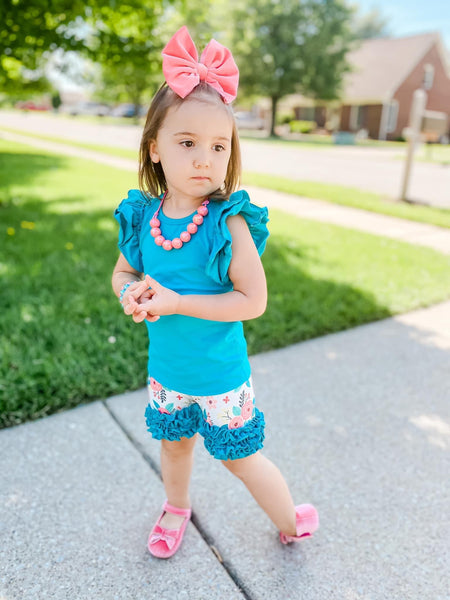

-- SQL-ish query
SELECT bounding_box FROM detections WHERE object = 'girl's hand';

[137,274,180,316]
[122,279,160,323]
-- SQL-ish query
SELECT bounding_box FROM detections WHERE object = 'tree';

[1,0,91,92]
[230,0,354,135]
[352,7,390,40]
[1,1,170,108]
[88,2,167,115]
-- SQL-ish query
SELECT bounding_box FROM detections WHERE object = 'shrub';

[289,120,316,134]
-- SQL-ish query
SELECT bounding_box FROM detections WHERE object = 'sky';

[355,0,450,48]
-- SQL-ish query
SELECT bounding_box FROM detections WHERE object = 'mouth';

[191,176,210,181]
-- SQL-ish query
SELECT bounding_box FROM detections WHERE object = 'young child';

[112,26,318,559]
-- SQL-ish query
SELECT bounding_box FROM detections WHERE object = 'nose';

[193,148,210,169]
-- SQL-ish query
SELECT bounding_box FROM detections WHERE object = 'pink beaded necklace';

[149,191,210,251]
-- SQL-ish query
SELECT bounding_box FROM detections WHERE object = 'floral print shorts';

[145,376,265,461]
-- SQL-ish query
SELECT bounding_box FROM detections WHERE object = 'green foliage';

[289,120,316,134]
[230,0,354,134]
[2,139,450,427]
[51,91,62,110]
[1,0,89,91]
[352,8,391,40]
[276,112,295,125]
[2,1,170,104]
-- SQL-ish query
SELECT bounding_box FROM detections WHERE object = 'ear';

[149,140,160,163]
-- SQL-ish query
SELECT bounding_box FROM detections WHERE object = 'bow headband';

[162,26,239,104]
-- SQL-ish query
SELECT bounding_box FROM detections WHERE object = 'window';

[386,100,399,133]
[423,64,434,91]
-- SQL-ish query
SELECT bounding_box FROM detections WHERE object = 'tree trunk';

[270,96,279,137]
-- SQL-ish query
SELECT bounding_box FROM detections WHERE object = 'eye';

[213,144,226,152]
[180,140,194,148]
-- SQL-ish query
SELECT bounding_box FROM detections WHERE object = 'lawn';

[2,139,450,427]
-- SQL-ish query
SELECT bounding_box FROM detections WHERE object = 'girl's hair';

[139,82,241,201]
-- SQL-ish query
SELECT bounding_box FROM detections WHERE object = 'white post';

[400,89,427,202]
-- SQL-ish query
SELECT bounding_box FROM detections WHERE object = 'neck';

[163,192,207,218]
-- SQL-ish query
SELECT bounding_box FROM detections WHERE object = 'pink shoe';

[148,500,192,558]
[280,503,319,544]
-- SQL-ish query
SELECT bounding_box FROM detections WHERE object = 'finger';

[124,298,137,315]
[145,314,160,322]
[133,311,147,323]
[145,274,162,292]
[128,280,150,300]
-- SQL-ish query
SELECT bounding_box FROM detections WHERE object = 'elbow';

[247,289,267,320]
[255,295,267,318]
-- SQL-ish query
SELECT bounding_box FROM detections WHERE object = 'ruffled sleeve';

[114,189,150,272]
[206,189,269,285]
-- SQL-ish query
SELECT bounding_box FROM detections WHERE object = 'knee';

[222,451,260,481]
[161,435,197,459]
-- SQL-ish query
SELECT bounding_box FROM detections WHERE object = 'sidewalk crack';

[103,400,254,600]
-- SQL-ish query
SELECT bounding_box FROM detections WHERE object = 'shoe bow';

[149,529,177,550]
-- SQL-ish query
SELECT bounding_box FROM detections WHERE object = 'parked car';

[110,103,146,118]
[67,102,110,117]
[234,111,265,130]
[15,101,50,111]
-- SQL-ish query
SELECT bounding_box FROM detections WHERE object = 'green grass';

[415,144,450,166]
[3,124,449,229]
[243,172,450,229]
[0,125,139,160]
[2,139,450,427]
[240,132,407,149]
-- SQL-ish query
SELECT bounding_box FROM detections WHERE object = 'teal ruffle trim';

[201,408,265,460]
[206,190,269,285]
[145,402,203,441]
[145,404,265,460]
[114,189,153,273]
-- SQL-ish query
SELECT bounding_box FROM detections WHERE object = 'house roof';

[342,32,446,103]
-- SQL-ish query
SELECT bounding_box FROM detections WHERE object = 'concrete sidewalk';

[1,301,449,600]
[2,128,450,255]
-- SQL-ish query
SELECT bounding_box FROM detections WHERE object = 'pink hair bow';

[162,26,239,104]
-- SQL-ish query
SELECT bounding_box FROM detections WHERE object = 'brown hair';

[138,82,241,201]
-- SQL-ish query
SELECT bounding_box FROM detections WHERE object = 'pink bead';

[162,239,173,251]
[180,231,191,243]
[172,238,183,249]
[151,227,161,237]
[193,214,203,225]
[150,217,160,228]
[197,205,208,216]
[187,223,198,234]
[155,235,165,246]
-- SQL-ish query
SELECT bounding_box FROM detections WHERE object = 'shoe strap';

[163,500,192,518]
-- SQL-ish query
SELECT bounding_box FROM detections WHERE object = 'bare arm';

[139,215,267,322]
[111,253,143,297]
[112,253,160,322]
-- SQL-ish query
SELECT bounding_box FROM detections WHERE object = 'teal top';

[114,189,269,395]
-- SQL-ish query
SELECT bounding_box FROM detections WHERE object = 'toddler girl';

[112,26,318,559]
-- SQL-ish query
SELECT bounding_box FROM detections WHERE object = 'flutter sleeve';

[205,189,269,285]
[114,189,149,273]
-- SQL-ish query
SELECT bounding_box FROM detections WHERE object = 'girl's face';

[149,98,233,205]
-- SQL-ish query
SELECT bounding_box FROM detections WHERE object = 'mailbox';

[421,110,448,142]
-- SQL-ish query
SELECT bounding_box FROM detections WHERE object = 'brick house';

[293,32,450,140]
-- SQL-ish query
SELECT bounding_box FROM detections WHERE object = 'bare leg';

[159,435,197,529]
[222,451,297,535]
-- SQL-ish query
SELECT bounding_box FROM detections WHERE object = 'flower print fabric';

[147,376,256,429]
[145,376,265,460]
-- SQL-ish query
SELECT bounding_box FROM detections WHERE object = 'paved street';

[1,109,449,208]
